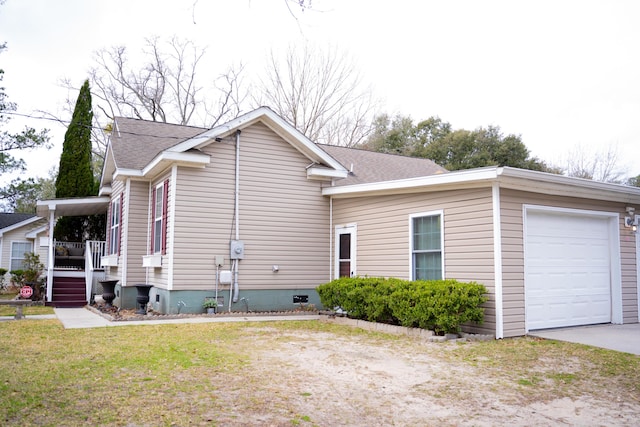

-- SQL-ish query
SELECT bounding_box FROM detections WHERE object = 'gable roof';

[102,107,349,184]
[319,144,448,186]
[0,213,44,237]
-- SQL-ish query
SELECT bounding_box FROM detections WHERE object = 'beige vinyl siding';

[171,122,330,291]
[332,187,497,336]
[123,180,149,287]
[106,180,125,282]
[500,188,638,337]
[146,172,172,289]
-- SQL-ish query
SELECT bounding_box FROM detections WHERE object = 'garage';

[524,208,618,331]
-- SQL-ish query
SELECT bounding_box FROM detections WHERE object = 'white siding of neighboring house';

[332,187,497,336]
[0,219,48,281]
[170,122,331,292]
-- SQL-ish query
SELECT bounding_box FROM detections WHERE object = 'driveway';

[529,323,640,355]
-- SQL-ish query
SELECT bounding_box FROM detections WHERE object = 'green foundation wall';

[114,285,323,314]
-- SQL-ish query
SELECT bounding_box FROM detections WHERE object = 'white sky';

[1,0,639,186]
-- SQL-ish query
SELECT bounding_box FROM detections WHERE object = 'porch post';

[46,206,56,302]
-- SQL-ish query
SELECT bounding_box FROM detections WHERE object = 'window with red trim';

[109,196,121,255]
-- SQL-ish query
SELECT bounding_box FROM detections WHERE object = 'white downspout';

[232,129,241,304]
[329,196,333,281]
[492,182,504,339]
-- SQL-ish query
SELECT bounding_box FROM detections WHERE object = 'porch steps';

[48,277,87,308]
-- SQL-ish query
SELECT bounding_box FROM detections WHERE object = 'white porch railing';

[86,241,107,303]
[48,240,107,304]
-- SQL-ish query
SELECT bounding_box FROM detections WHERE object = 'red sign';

[20,286,33,299]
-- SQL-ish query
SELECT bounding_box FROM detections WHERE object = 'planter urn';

[99,280,119,308]
[134,284,153,314]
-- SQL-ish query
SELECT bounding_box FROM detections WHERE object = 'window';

[151,180,168,254]
[109,196,121,255]
[411,212,443,280]
[10,241,33,271]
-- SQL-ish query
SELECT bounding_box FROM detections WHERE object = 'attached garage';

[524,206,622,331]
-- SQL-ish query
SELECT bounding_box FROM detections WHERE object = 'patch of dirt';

[210,322,640,426]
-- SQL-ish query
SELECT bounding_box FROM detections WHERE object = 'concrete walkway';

[530,323,640,355]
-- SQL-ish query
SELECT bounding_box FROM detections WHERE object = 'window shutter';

[161,179,169,255]
[150,187,156,253]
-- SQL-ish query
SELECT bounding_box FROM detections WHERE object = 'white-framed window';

[109,196,121,255]
[410,211,444,280]
[10,241,33,271]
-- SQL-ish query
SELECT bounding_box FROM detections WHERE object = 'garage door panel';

[525,211,612,330]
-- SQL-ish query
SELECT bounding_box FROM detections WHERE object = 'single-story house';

[0,213,48,281]
[36,107,640,338]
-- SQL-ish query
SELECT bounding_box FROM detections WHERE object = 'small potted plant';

[203,298,218,314]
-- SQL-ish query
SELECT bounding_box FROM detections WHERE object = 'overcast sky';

[1,0,639,185]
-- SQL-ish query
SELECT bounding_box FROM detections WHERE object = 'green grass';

[0,293,54,316]
[0,320,638,426]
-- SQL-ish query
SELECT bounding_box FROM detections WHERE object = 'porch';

[47,240,107,308]
[36,196,111,308]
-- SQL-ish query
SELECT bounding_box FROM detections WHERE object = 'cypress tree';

[54,79,98,242]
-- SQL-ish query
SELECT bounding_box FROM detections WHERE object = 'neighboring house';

[36,107,640,338]
[0,213,48,280]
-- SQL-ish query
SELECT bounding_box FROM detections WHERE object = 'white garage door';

[525,210,612,330]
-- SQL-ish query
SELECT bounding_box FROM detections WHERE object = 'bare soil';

[209,321,639,427]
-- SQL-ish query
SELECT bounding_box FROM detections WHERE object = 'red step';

[49,277,87,308]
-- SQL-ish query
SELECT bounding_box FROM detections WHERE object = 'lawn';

[0,293,54,316]
[0,318,638,426]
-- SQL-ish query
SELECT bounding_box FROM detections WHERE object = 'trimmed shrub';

[317,277,488,335]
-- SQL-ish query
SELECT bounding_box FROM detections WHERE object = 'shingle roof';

[0,213,36,229]
[110,117,208,170]
[319,145,448,186]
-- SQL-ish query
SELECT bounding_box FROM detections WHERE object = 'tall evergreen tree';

[54,80,102,241]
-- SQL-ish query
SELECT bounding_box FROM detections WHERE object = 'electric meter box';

[230,240,245,259]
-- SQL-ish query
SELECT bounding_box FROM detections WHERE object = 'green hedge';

[317,277,488,335]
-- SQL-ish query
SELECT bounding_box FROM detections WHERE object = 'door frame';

[335,224,357,279]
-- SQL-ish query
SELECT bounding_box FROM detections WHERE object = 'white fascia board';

[497,167,640,203]
[323,167,500,198]
[25,224,48,239]
[36,197,111,218]
[142,151,209,177]
[113,168,144,179]
[307,166,349,180]
[98,185,113,196]
[0,216,42,237]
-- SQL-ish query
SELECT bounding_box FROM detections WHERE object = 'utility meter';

[230,240,245,259]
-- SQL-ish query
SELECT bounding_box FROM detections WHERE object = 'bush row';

[316,277,488,335]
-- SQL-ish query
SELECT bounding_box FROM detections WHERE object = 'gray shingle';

[0,213,36,229]
[110,117,208,170]
[319,145,448,186]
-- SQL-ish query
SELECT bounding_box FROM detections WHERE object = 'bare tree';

[255,43,377,147]
[564,143,626,183]
[54,37,247,170]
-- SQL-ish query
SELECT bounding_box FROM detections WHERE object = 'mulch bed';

[88,304,320,322]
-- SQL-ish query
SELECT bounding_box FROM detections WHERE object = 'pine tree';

[54,80,99,241]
